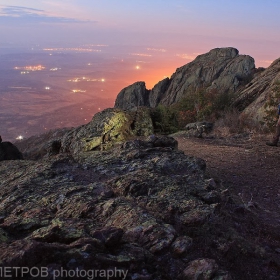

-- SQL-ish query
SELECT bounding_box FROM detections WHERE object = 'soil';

[174,133,280,279]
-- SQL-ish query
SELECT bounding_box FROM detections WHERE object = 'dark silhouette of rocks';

[0,139,23,161]
[115,47,255,110]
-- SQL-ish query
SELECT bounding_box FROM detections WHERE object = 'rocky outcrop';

[233,58,280,121]
[17,107,154,159]
[114,48,255,110]
[155,48,255,106]
[0,141,23,161]
[60,107,153,155]
[114,81,150,110]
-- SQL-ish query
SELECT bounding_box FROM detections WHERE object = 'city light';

[131,53,152,57]
[43,48,101,53]
[14,65,45,71]
[147,48,167,52]
[72,89,86,93]
[16,135,23,140]
[67,77,102,82]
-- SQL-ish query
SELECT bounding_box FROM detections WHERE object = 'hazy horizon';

[0,0,280,141]
[0,0,279,67]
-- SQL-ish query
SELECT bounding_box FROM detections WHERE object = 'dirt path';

[176,134,280,219]
[175,134,280,256]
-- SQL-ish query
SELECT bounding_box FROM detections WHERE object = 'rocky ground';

[0,131,280,279]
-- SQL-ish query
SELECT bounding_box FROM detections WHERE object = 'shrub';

[171,87,235,127]
[151,105,179,134]
[151,86,249,134]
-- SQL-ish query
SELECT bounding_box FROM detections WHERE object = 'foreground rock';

[0,136,273,279]
[115,48,255,110]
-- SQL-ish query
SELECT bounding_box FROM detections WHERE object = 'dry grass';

[211,109,269,138]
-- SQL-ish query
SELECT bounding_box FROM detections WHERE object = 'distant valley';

[0,44,184,141]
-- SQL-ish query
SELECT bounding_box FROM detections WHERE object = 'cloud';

[0,5,92,24]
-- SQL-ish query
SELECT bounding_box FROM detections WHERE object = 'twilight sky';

[0,0,279,67]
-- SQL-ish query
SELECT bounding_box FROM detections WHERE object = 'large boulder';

[17,107,154,159]
[114,81,150,110]
[60,107,154,154]
[0,141,23,161]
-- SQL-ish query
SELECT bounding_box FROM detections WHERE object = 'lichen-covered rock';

[17,108,154,159]
[60,107,154,154]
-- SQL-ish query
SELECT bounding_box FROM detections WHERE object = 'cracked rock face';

[0,136,269,279]
[233,58,280,121]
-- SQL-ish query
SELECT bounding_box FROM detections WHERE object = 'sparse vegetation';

[151,105,179,134]
[151,87,237,134]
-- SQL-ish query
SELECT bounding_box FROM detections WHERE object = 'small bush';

[151,105,179,134]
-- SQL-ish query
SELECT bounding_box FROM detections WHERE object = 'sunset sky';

[0,1,279,66]
[0,0,280,140]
